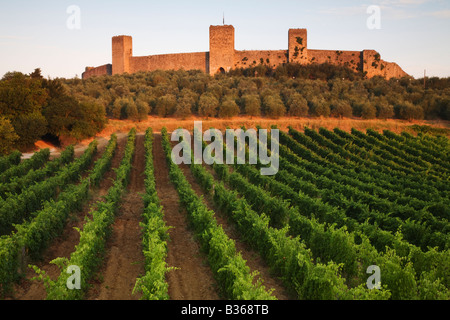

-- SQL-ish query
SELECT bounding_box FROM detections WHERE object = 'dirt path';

[10,133,128,300]
[86,134,146,300]
[178,161,292,300]
[152,133,220,300]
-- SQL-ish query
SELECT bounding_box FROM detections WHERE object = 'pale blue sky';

[0,0,449,79]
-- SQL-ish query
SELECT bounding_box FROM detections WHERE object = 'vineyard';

[0,125,448,300]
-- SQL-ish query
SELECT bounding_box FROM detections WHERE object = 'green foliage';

[44,96,106,140]
[2,121,447,300]
[409,124,449,137]
[0,69,106,152]
[161,128,275,300]
[375,101,395,119]
[242,94,261,117]
[155,94,177,117]
[263,94,286,118]
[0,71,48,118]
[192,131,393,300]
[133,128,173,300]
[0,150,21,174]
[0,145,73,199]
[175,89,198,119]
[53,65,450,123]
[198,92,219,118]
[330,100,353,118]
[376,249,418,300]
[218,96,240,118]
[12,112,48,149]
[395,101,425,120]
[0,147,50,184]
[0,135,117,296]
[309,97,330,117]
[285,126,449,298]
[174,96,193,119]
[0,142,95,235]
[360,102,377,119]
[110,97,135,119]
[39,129,135,300]
[135,98,150,121]
[123,100,139,120]
[287,93,309,117]
[0,117,19,155]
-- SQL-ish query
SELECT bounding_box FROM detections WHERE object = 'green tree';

[330,100,353,118]
[206,82,224,101]
[136,99,150,121]
[309,97,331,117]
[237,78,258,96]
[123,100,139,121]
[43,95,79,136]
[360,102,377,119]
[109,97,124,119]
[436,97,450,120]
[77,101,107,137]
[0,117,19,155]
[198,92,219,118]
[0,72,48,118]
[44,95,106,140]
[12,112,48,149]
[375,101,395,119]
[263,94,286,118]
[395,101,424,121]
[178,88,198,114]
[218,96,240,118]
[0,71,49,148]
[287,93,309,117]
[242,94,261,118]
[174,98,192,119]
[155,94,177,117]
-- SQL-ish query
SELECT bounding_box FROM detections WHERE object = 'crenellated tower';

[112,35,133,75]
[288,28,308,64]
[209,25,235,75]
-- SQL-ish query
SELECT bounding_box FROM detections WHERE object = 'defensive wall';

[82,25,408,80]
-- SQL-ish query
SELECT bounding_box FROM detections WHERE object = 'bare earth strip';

[86,133,146,300]
[152,133,220,300]
[10,133,128,300]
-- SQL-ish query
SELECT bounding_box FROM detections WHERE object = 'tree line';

[64,63,449,123]
[1,63,448,155]
[0,69,107,154]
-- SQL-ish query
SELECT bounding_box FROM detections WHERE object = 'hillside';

[1,63,449,156]
[65,64,450,124]
[1,126,448,302]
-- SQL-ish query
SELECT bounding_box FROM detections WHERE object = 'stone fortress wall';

[82,25,408,80]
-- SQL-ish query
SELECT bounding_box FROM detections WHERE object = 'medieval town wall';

[81,64,112,79]
[82,25,409,80]
[129,52,208,74]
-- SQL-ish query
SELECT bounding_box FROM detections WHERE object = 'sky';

[0,0,449,79]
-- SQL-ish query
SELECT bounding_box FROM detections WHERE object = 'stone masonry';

[82,25,408,80]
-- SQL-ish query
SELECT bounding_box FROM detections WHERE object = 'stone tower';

[362,49,381,78]
[209,25,235,75]
[112,35,133,75]
[288,28,308,64]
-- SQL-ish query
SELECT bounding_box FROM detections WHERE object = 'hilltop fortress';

[82,25,408,80]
